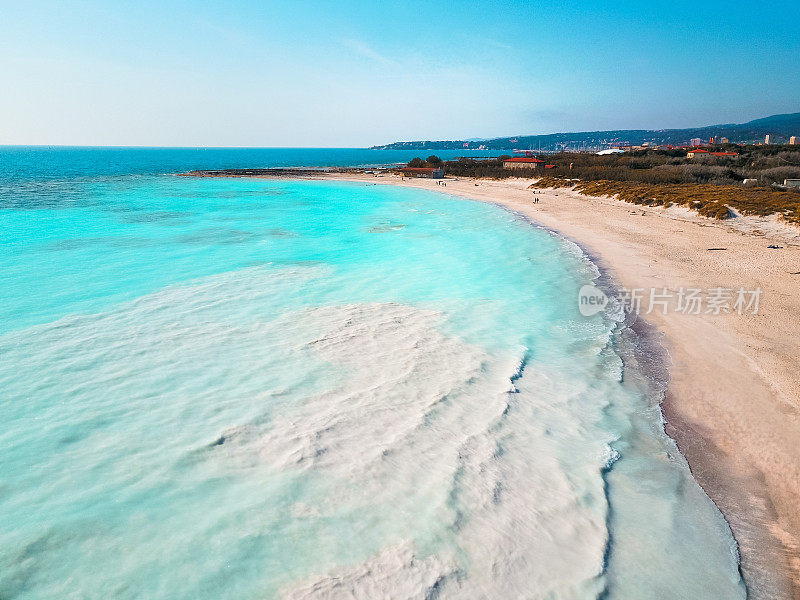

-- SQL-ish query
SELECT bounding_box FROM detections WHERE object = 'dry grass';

[529,177,800,224]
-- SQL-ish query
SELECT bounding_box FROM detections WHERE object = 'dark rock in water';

[208,424,254,448]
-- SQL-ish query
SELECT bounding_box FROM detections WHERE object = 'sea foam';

[0,176,745,599]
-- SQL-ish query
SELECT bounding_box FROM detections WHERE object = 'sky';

[1,0,799,147]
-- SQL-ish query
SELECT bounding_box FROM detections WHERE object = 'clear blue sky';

[1,0,798,147]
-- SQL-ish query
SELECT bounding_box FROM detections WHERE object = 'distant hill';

[370,112,800,152]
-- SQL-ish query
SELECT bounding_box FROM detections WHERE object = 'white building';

[785,179,800,189]
[765,134,771,144]
[790,136,797,145]
[690,138,704,146]
[596,148,625,155]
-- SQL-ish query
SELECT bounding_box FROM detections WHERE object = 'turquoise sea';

[1,148,745,598]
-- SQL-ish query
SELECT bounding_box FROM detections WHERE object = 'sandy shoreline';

[293,172,799,599]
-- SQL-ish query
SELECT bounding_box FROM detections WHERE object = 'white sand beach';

[315,172,800,599]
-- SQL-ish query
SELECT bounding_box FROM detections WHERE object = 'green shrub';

[531,178,800,224]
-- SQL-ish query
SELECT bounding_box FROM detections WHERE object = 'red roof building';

[398,167,444,179]
[503,157,546,170]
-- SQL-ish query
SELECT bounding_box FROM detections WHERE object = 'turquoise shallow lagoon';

[0,151,745,598]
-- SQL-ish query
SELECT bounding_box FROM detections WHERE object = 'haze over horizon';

[2,0,799,147]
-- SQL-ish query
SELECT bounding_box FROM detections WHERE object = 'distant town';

[371,112,800,154]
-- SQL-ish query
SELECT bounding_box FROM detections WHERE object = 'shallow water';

[0,164,745,598]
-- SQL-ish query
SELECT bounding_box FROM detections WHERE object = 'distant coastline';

[370,111,800,152]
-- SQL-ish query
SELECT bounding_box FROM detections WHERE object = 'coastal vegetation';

[410,156,518,178]
[532,146,800,187]
[407,155,445,169]
[529,177,800,223]
[428,146,800,186]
